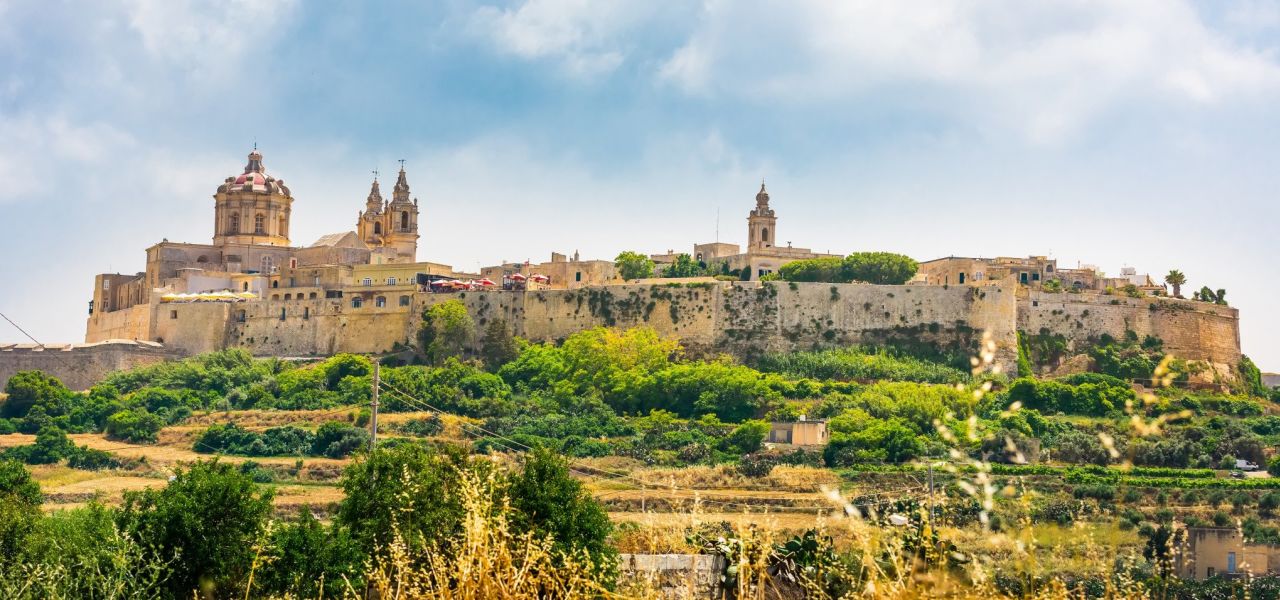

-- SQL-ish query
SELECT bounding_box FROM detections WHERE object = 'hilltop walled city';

[0,149,1242,389]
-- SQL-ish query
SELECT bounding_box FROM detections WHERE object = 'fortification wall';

[0,341,178,391]
[70,281,1237,381]
[1019,291,1241,366]
[84,303,152,343]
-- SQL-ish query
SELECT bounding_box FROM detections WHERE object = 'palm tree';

[1164,270,1186,298]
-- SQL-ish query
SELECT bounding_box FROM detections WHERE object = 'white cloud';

[0,114,136,203]
[659,1,1280,143]
[466,0,662,76]
[124,0,298,78]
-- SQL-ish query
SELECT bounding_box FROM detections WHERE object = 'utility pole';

[928,460,936,524]
[370,361,380,452]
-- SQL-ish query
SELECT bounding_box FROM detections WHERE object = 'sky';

[0,0,1277,368]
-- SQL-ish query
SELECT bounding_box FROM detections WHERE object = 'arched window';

[309,292,317,299]
[761,227,769,242]
[229,213,240,234]
[400,211,409,231]
[242,282,249,291]
[271,280,278,288]
[196,256,208,263]
[284,293,292,300]
[374,222,382,235]
[351,297,363,308]
[254,214,266,234]
[375,296,387,308]
[278,216,287,238]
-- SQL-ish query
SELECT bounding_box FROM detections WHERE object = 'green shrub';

[118,461,275,597]
[104,409,164,443]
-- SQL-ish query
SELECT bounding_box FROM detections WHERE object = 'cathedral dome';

[217,149,291,195]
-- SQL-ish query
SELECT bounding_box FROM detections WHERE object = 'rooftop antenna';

[398,158,406,170]
[253,139,257,151]
[371,168,378,181]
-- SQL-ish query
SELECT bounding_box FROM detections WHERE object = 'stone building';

[481,251,618,289]
[1178,528,1280,580]
[86,149,458,344]
[356,164,420,265]
[653,183,839,280]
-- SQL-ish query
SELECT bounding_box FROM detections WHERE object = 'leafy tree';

[417,299,475,365]
[661,253,703,278]
[824,419,922,465]
[480,318,520,371]
[719,420,770,455]
[778,257,848,283]
[1239,355,1268,397]
[105,409,165,443]
[118,460,274,597]
[1122,283,1143,298]
[27,426,76,465]
[336,443,472,556]
[311,421,369,458]
[1164,270,1186,298]
[614,250,655,281]
[506,447,615,577]
[2,370,72,419]
[1193,286,1228,305]
[258,508,364,598]
[841,252,918,285]
[0,459,41,559]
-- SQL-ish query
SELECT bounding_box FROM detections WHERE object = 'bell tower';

[384,161,420,262]
[747,181,776,251]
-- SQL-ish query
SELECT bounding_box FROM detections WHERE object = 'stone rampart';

[0,340,178,391]
[1019,291,1241,368]
[69,281,1241,382]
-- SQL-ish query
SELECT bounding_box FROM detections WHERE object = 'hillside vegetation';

[0,308,1278,598]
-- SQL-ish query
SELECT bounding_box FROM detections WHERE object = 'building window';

[575,272,582,282]
[387,277,397,285]
[1228,552,1237,573]
[254,214,266,234]
[362,278,372,286]
[399,295,411,307]
[352,297,363,308]
[278,215,287,237]
[242,282,249,291]
[1032,273,1041,281]
[271,294,279,300]
[374,222,382,235]
[303,307,310,320]
[309,292,317,299]
[400,211,409,231]
[959,273,966,284]
[103,279,111,290]
[1207,567,1215,578]
[375,296,387,308]
[280,308,286,320]
[1046,265,1054,273]
[272,280,279,288]
[170,310,178,319]
[761,227,768,241]
[290,258,297,269]
[262,255,274,274]
[229,213,240,233]
[1020,273,1029,284]
[235,310,246,323]
[289,277,296,287]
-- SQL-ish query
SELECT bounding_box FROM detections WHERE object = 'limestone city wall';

[1019,291,1241,368]
[0,340,178,391]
